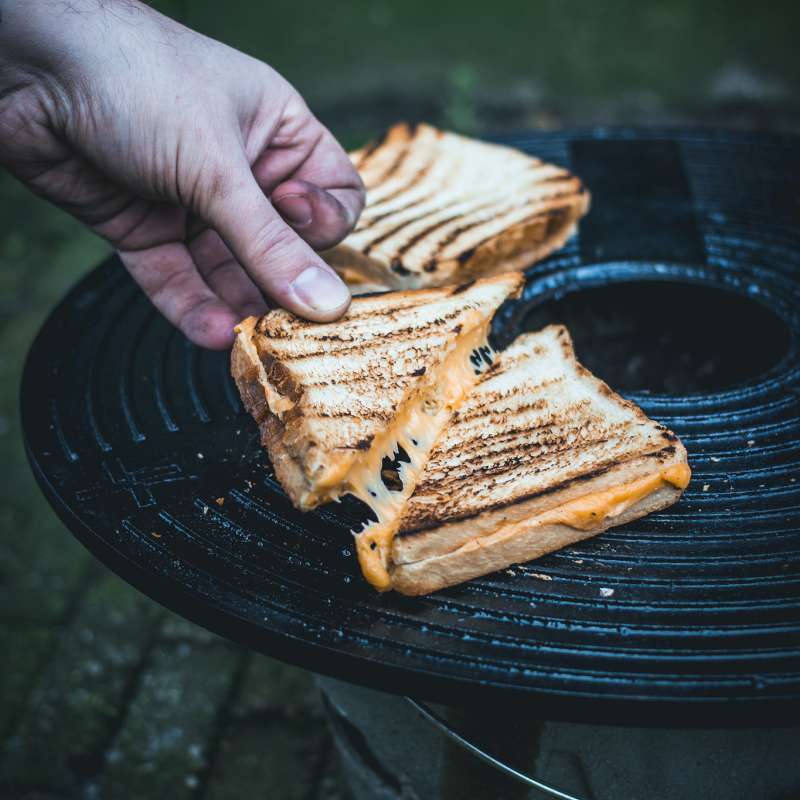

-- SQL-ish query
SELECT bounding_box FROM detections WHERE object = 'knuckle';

[194,162,236,215]
[201,256,238,284]
[150,265,192,302]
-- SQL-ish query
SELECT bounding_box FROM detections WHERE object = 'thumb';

[204,160,351,322]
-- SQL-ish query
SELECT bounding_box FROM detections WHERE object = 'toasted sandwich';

[324,123,590,291]
[388,326,691,595]
[231,271,524,589]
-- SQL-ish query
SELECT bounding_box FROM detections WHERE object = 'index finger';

[253,116,365,241]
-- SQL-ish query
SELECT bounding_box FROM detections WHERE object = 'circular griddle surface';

[22,129,800,724]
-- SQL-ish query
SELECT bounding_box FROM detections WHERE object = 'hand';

[0,0,364,348]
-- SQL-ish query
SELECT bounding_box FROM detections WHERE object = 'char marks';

[241,273,523,478]
[260,305,480,364]
[357,190,581,271]
[400,326,682,531]
[335,124,589,285]
[371,135,415,186]
[368,159,435,208]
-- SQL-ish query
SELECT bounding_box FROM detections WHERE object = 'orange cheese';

[451,462,691,560]
[540,462,691,531]
[351,317,495,590]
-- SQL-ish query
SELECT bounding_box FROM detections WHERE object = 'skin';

[0,0,364,348]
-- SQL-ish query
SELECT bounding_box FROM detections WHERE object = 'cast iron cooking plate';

[21,129,800,725]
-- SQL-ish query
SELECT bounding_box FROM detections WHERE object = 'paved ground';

[0,173,348,799]
[1,1,798,798]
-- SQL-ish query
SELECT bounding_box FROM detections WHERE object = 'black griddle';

[21,129,800,726]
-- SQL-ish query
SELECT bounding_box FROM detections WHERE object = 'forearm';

[0,0,166,101]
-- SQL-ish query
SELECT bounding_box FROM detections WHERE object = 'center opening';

[520,282,790,394]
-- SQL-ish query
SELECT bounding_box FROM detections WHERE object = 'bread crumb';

[709,456,721,462]
[151,531,161,539]
[215,497,225,506]
[599,587,614,598]
[703,484,710,492]
[747,439,755,446]
[197,452,204,459]
[202,505,209,514]
[528,572,552,581]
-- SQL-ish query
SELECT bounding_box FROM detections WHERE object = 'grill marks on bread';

[245,272,523,468]
[329,123,589,288]
[399,326,680,532]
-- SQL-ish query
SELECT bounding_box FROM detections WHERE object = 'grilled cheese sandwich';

[325,123,590,290]
[388,327,691,595]
[232,284,690,595]
[231,272,524,585]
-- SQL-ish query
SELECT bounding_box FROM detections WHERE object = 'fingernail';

[290,266,350,314]
[275,194,312,227]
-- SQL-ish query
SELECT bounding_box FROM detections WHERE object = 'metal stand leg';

[317,676,800,800]
[409,700,581,800]
[434,704,544,800]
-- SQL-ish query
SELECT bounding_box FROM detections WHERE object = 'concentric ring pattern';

[22,130,800,724]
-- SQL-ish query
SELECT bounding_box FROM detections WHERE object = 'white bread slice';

[389,327,690,595]
[231,272,524,588]
[325,123,589,290]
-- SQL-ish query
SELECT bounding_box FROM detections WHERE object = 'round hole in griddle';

[521,282,791,394]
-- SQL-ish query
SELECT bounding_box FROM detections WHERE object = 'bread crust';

[393,444,687,565]
[390,480,684,596]
[230,318,318,506]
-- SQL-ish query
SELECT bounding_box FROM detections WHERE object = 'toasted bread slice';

[231,272,524,588]
[324,123,589,290]
[389,326,690,595]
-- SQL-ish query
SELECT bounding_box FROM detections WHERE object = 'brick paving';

[0,174,347,799]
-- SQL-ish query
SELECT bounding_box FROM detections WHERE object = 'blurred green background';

[1,1,799,798]
[182,0,800,142]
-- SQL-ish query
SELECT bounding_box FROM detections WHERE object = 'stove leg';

[438,706,541,800]
[318,677,436,799]
[317,677,800,800]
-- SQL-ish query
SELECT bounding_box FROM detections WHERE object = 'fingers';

[253,118,365,249]
[272,179,359,250]
[188,228,269,317]
[204,163,351,322]
[120,242,239,350]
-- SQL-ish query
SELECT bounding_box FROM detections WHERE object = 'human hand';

[0,0,364,348]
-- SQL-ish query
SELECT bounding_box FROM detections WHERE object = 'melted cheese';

[452,463,691,558]
[348,319,495,590]
[539,462,690,530]
[260,311,492,515]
